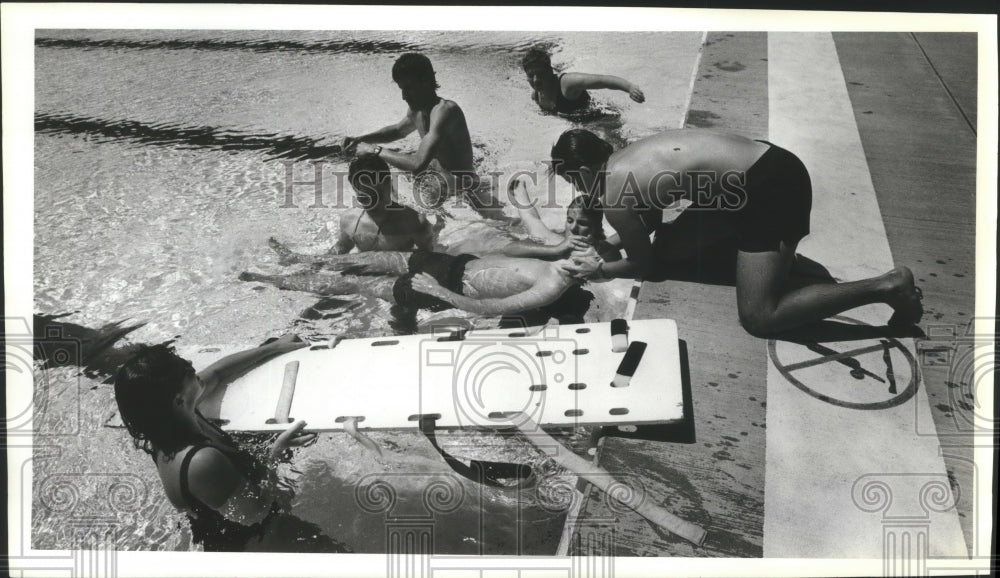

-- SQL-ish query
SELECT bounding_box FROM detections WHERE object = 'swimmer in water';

[241,249,587,319]
[522,48,645,115]
[343,53,506,219]
[273,154,441,257]
[114,336,350,552]
[549,128,924,336]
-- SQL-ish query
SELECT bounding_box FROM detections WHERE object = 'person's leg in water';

[438,169,512,222]
[734,240,923,337]
[239,271,397,301]
[267,238,412,273]
[508,178,564,243]
[240,267,418,333]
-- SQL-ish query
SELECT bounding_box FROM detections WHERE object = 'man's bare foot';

[885,267,923,327]
[268,237,300,266]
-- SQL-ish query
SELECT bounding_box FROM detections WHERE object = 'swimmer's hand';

[555,235,592,256]
[271,333,309,354]
[342,137,359,154]
[628,84,645,103]
[354,142,378,156]
[411,272,447,300]
[269,420,317,461]
[560,251,602,280]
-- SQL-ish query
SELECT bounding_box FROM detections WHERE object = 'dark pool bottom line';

[34,112,345,161]
[35,36,422,55]
[34,36,548,57]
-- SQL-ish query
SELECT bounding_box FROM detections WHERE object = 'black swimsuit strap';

[353,213,383,252]
[179,442,216,512]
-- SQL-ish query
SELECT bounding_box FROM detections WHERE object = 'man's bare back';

[606,129,770,210]
[346,53,505,219]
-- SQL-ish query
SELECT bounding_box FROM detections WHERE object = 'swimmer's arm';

[187,447,277,524]
[502,240,566,259]
[376,103,453,172]
[599,207,651,279]
[442,285,558,316]
[411,273,559,315]
[196,335,308,403]
[561,73,645,102]
[502,235,587,260]
[349,114,416,147]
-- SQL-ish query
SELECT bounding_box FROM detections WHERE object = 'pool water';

[31,29,703,552]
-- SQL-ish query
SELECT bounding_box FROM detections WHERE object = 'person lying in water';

[274,154,441,255]
[342,53,505,219]
[521,48,645,115]
[243,249,588,318]
[549,128,924,336]
[114,336,350,552]
[264,191,620,270]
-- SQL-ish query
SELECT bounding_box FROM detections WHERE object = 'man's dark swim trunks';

[393,251,479,310]
[731,140,813,253]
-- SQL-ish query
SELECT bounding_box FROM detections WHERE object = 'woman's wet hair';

[521,48,553,75]
[568,195,606,241]
[114,344,202,457]
[349,154,391,209]
[392,52,439,88]
[550,129,614,180]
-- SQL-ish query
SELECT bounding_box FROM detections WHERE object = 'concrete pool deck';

[568,31,982,560]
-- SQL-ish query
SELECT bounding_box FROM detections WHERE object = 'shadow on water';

[36,36,423,55]
[33,313,148,382]
[35,113,345,161]
[36,35,557,58]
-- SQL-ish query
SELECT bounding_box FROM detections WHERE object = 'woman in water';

[114,335,350,552]
[521,48,645,114]
[550,128,924,337]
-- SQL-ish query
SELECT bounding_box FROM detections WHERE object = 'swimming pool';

[32,29,704,552]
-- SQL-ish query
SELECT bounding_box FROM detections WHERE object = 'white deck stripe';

[764,32,967,558]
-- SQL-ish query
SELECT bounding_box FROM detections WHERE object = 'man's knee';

[738,308,779,338]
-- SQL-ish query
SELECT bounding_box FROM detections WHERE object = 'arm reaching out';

[195,334,308,403]
[344,113,416,152]
[410,272,564,316]
[560,72,645,103]
[357,103,458,172]
[503,235,590,259]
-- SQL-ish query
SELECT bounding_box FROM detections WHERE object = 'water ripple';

[35,112,343,161]
[36,36,422,55]
[35,35,551,57]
